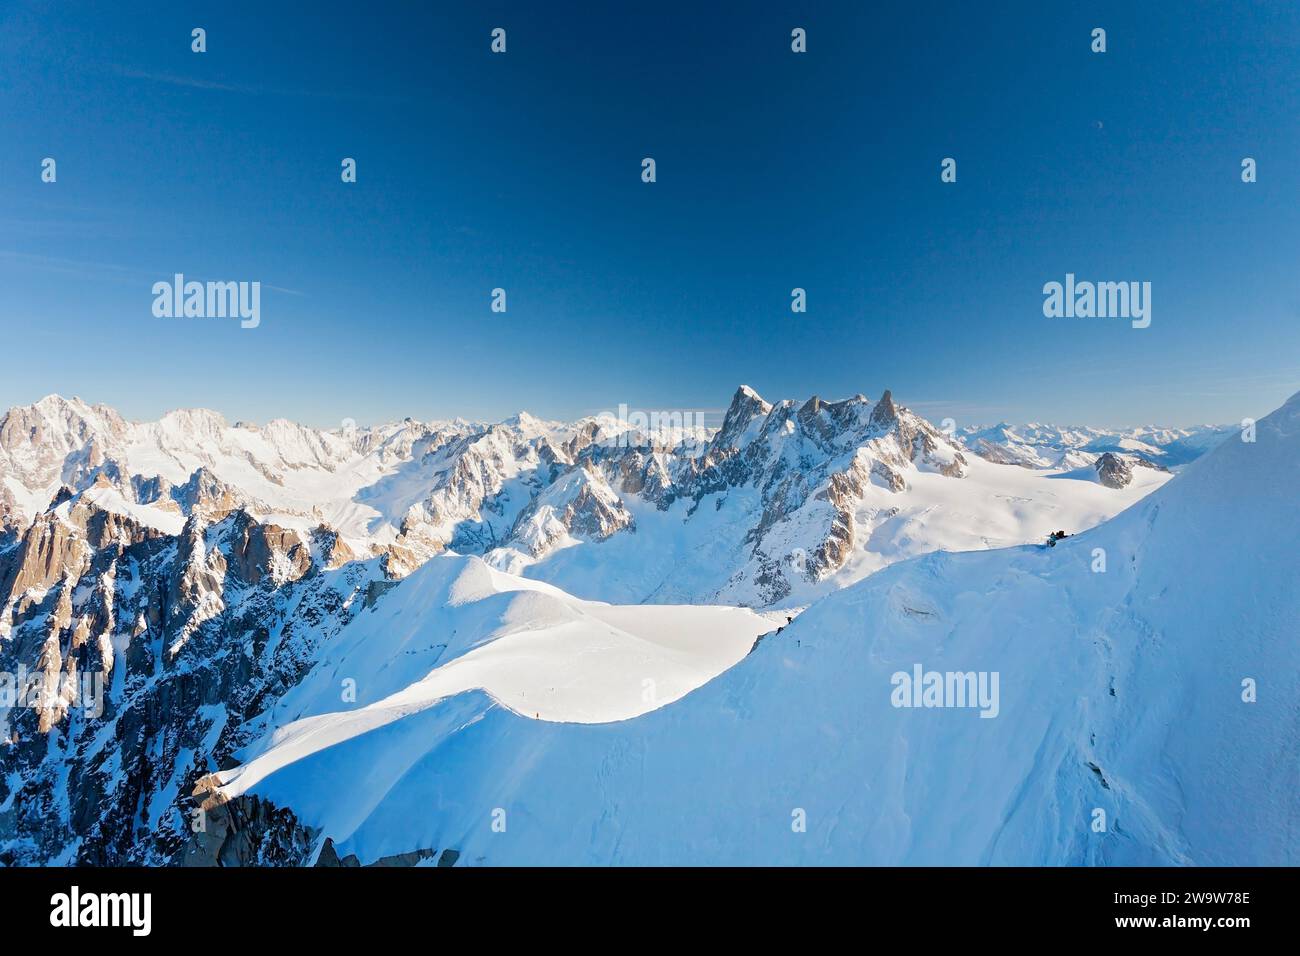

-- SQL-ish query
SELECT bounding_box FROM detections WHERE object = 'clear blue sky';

[1,0,1297,428]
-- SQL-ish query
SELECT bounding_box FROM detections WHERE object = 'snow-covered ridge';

[208,390,1299,866]
[1,389,1201,607]
[0,387,1281,866]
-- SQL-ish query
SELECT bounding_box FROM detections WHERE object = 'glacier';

[205,393,1299,865]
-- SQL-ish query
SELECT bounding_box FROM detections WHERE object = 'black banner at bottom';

[0,865,1283,943]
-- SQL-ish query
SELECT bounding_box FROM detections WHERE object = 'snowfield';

[0,388,1269,867]
[495,449,1169,609]
[219,554,774,793]
[1,390,1218,609]
[213,395,1299,866]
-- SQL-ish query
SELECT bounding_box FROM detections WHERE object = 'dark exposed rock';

[0,498,377,866]
[1133,457,1170,472]
[1094,452,1134,489]
[180,793,317,867]
[713,385,773,451]
[869,389,899,429]
[179,788,457,868]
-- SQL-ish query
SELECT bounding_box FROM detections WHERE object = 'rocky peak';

[156,406,230,441]
[226,512,313,587]
[311,525,357,571]
[1094,452,1134,489]
[175,467,243,518]
[1,510,91,610]
[715,385,773,449]
[869,389,899,430]
[0,395,123,449]
[506,466,634,560]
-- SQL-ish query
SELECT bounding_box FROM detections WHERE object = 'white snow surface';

[960,420,1231,470]
[2,391,1192,609]
[492,450,1167,608]
[214,393,1300,866]
[219,553,772,793]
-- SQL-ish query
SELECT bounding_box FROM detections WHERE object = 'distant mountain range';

[959,420,1234,471]
[0,387,1241,864]
[0,389,1226,606]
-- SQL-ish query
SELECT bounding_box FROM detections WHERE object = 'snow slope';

[214,392,1300,866]
[2,390,1198,609]
[234,553,772,751]
[502,450,1167,609]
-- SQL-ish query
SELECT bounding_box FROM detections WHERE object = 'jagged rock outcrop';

[311,525,356,570]
[595,385,971,602]
[179,783,458,867]
[507,467,635,559]
[227,513,312,586]
[0,387,976,606]
[179,791,318,867]
[1094,452,1134,489]
[0,491,381,866]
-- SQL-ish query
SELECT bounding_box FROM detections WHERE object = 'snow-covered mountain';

[498,389,1174,607]
[0,386,1240,864]
[959,420,1232,472]
[0,389,1186,611]
[0,394,472,553]
[194,390,1300,866]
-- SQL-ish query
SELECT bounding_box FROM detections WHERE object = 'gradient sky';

[1,0,1297,429]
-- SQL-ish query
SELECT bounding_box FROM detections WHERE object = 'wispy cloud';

[112,67,251,93]
[0,251,145,284]
[0,252,308,297]
[107,65,410,104]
